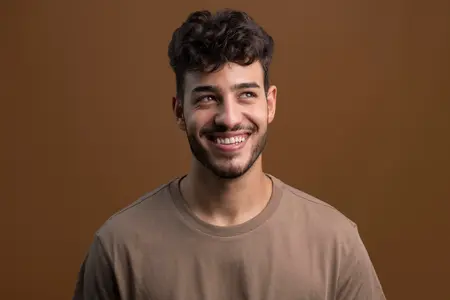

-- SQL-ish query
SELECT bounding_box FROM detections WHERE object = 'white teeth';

[215,136,246,145]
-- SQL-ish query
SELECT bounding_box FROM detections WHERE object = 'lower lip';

[207,137,248,152]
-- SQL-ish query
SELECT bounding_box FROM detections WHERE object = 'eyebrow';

[191,82,261,94]
[231,82,261,90]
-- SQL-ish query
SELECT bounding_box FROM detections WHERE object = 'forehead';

[184,62,264,93]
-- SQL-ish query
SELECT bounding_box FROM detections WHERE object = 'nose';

[214,98,242,129]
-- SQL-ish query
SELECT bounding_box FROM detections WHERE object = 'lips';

[205,132,250,153]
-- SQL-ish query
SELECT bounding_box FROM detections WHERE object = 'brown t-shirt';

[73,175,386,300]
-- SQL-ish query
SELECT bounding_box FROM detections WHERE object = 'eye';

[239,91,257,99]
[197,95,217,103]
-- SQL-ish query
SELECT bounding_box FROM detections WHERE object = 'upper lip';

[205,131,251,138]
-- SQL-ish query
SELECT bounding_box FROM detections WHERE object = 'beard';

[186,125,268,179]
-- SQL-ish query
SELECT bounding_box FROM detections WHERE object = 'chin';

[188,130,266,179]
[206,157,256,179]
[209,166,248,179]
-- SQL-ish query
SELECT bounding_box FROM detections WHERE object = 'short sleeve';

[73,235,120,300]
[336,227,387,300]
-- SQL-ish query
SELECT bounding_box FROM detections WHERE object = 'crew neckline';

[169,174,283,238]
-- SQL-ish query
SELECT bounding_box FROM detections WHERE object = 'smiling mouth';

[214,135,247,145]
[205,133,250,148]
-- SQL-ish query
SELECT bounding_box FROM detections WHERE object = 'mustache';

[200,124,256,135]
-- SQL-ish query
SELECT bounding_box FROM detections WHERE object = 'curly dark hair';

[168,9,274,99]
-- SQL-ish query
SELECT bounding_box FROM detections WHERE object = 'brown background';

[2,1,449,299]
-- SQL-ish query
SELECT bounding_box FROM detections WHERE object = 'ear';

[266,85,277,124]
[172,96,186,131]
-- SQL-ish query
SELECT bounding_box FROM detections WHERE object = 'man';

[73,9,386,300]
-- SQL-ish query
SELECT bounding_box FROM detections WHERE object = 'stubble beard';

[186,129,268,179]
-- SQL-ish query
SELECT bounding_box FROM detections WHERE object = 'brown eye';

[198,95,216,103]
[240,92,257,99]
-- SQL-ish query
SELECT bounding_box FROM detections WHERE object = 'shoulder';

[94,178,178,245]
[271,175,359,243]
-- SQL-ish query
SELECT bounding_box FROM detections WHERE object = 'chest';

[113,230,337,300]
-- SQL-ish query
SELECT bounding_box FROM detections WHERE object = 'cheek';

[246,105,268,127]
[185,119,199,135]
[185,112,212,134]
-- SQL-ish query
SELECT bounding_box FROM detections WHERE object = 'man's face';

[174,62,277,179]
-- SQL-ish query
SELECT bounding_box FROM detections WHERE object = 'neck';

[180,158,273,227]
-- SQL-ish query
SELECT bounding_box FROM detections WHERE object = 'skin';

[172,61,277,226]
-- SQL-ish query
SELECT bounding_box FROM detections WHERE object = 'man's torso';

[93,175,357,300]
